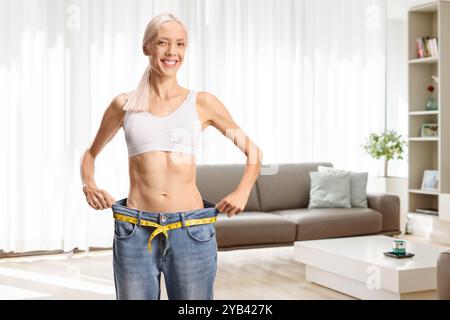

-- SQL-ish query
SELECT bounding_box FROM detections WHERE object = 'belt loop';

[137,210,142,226]
[180,212,187,228]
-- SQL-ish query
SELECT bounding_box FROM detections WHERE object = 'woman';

[80,13,263,300]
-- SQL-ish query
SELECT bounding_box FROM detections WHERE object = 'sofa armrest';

[367,192,400,232]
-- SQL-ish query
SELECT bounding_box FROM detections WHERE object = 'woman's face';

[145,21,187,77]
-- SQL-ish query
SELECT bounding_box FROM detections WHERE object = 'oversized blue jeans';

[111,198,219,300]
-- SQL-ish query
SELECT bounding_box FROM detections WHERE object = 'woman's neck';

[149,74,181,100]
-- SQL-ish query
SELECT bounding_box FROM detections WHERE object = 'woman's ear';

[143,44,151,56]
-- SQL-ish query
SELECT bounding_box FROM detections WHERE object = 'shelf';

[409,189,439,195]
[409,110,439,116]
[412,210,439,216]
[409,57,439,64]
[408,1,438,13]
[408,1,450,222]
[409,137,439,141]
[415,208,439,215]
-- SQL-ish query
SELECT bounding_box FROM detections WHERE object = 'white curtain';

[0,0,386,254]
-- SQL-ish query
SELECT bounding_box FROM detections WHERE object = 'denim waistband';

[111,198,219,226]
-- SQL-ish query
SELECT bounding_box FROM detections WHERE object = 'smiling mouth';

[161,59,179,67]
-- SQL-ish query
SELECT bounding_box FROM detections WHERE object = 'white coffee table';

[294,235,445,300]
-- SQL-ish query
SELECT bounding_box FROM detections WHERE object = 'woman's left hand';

[215,190,249,217]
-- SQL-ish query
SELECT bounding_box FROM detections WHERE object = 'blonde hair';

[123,13,188,112]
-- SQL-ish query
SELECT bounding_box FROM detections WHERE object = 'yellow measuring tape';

[113,212,217,253]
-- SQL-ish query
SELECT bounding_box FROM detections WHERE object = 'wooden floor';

[2,234,447,300]
[0,245,353,300]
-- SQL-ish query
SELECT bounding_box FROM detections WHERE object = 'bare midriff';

[126,150,205,213]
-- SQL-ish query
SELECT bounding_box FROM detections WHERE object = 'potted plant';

[363,129,408,233]
[362,129,407,178]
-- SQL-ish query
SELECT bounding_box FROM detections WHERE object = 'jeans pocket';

[186,223,216,242]
[114,219,138,239]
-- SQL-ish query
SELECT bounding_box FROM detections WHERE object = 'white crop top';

[122,90,202,158]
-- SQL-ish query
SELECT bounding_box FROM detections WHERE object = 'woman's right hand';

[83,184,116,210]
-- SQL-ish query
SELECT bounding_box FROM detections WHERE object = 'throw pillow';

[308,171,351,208]
[318,165,368,208]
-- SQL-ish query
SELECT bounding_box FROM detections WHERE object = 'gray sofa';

[196,162,401,250]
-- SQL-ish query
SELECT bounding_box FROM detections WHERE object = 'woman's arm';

[80,93,128,210]
[199,92,263,217]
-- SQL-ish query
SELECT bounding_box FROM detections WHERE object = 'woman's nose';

[167,43,177,55]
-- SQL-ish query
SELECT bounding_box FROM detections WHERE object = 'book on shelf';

[416,37,439,58]
[415,208,438,215]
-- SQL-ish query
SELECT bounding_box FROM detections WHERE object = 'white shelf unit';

[407,1,450,222]
[409,110,439,115]
[409,56,439,64]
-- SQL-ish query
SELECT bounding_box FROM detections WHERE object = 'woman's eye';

[178,43,185,46]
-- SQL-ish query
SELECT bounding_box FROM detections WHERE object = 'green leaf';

[362,129,407,163]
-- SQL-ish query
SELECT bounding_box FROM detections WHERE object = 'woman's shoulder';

[112,91,135,110]
[196,91,219,106]
[195,91,227,123]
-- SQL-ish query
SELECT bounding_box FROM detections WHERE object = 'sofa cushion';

[318,166,368,208]
[215,212,297,248]
[308,171,351,208]
[269,208,382,240]
[196,164,261,211]
[256,162,333,211]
